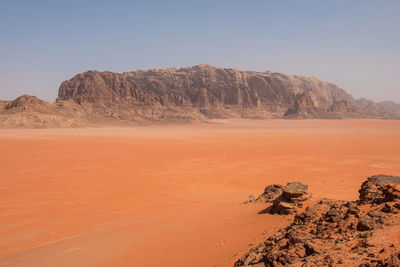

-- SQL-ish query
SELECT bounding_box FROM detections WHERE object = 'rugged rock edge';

[235,174,400,267]
[1,65,399,128]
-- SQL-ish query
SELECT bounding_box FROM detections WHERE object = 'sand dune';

[1,120,400,266]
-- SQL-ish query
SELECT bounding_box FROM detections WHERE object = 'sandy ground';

[0,119,400,267]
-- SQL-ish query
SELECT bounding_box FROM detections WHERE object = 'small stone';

[382,202,399,214]
[357,217,376,231]
[244,194,256,203]
[347,204,360,215]
[359,231,373,238]
[333,243,344,250]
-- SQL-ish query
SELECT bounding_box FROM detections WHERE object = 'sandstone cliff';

[57,65,371,119]
[1,65,398,127]
[57,65,396,120]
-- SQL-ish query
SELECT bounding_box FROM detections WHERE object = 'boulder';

[357,217,377,231]
[256,184,283,202]
[282,182,308,199]
[359,175,400,204]
[244,195,256,204]
[384,184,400,202]
[270,182,310,215]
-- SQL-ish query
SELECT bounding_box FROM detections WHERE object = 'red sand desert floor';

[0,120,400,267]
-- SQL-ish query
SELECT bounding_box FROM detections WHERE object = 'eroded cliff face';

[1,65,398,128]
[57,65,373,119]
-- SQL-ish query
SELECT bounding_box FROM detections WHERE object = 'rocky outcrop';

[234,175,400,267]
[358,175,400,204]
[57,66,262,109]
[256,185,283,203]
[5,95,50,111]
[378,101,400,116]
[0,95,90,128]
[1,65,399,128]
[270,182,311,215]
[356,98,394,119]
[57,65,398,120]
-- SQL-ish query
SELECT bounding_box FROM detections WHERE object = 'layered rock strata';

[1,65,399,128]
[270,182,311,215]
[57,65,395,120]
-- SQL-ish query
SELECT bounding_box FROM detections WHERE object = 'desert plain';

[1,119,400,267]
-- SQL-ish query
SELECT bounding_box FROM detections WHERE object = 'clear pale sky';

[0,0,399,102]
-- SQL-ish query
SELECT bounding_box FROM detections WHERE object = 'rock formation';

[5,95,50,111]
[57,65,394,120]
[356,98,395,119]
[0,95,89,128]
[378,101,400,116]
[270,182,311,215]
[1,65,399,127]
[358,175,400,205]
[234,175,400,267]
[244,195,256,204]
[256,184,283,203]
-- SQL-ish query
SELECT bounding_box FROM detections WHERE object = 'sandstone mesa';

[1,65,399,128]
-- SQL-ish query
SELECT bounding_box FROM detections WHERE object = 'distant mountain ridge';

[0,65,398,127]
[378,101,400,116]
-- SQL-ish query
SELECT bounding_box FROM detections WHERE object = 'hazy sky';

[0,0,399,102]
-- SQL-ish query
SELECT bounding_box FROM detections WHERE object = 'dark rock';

[270,182,310,215]
[357,217,377,231]
[382,202,400,214]
[359,175,400,204]
[384,253,400,266]
[326,208,343,222]
[271,199,297,215]
[257,184,283,202]
[234,175,400,267]
[282,182,308,199]
[384,184,400,202]
[347,203,360,215]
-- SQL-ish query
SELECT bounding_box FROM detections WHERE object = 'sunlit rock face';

[57,64,395,119]
[1,65,398,128]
